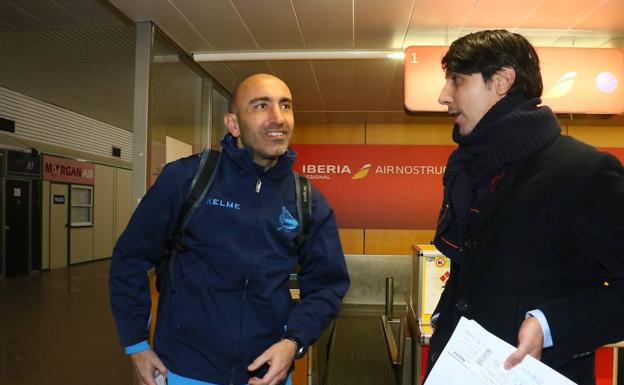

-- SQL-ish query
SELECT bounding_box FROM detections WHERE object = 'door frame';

[1,176,5,279]
[4,177,32,277]
[48,182,70,269]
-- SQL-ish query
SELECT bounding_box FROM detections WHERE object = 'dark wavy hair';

[442,29,543,98]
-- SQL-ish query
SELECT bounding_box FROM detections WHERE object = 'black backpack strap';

[160,149,221,292]
[176,149,221,232]
[293,171,311,251]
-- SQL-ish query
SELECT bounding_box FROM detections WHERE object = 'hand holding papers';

[424,317,576,385]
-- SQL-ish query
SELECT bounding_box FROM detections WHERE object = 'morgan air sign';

[292,144,455,229]
[43,155,95,185]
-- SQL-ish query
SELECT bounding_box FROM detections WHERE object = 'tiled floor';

[0,259,400,385]
[0,260,136,385]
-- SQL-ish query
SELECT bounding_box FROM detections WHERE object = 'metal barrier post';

[385,277,394,319]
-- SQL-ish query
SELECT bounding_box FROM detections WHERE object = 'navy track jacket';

[109,135,350,384]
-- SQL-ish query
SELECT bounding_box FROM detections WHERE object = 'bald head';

[224,73,294,169]
[230,73,292,114]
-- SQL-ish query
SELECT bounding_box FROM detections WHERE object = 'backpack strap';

[176,149,221,233]
[159,149,221,292]
[293,171,311,251]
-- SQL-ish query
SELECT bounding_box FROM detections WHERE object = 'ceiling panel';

[573,0,624,31]
[354,0,413,49]
[232,0,304,50]
[465,0,544,30]
[0,20,12,30]
[0,0,46,29]
[56,0,127,25]
[109,0,210,52]
[292,0,352,48]
[403,0,477,46]
[174,0,255,51]
[313,60,356,110]
[9,0,80,26]
[517,0,605,30]
[225,61,274,82]
[269,61,324,111]
[199,62,240,92]
[409,0,477,29]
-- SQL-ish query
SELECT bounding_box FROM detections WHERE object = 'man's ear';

[494,67,516,95]
[224,112,239,137]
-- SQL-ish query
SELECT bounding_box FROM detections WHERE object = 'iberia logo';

[351,163,371,180]
[543,71,576,99]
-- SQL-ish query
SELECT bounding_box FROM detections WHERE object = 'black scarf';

[433,94,561,264]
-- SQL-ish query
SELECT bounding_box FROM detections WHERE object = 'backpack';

[156,148,311,292]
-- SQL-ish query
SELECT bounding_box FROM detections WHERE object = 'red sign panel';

[404,46,624,114]
[293,145,624,230]
[292,144,455,229]
[602,147,624,163]
[43,155,95,185]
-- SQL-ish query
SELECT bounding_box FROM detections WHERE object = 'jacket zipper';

[229,176,262,385]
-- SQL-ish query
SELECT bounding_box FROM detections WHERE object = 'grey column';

[201,75,213,149]
[131,21,153,208]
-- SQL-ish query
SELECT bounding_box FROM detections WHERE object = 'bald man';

[110,74,349,385]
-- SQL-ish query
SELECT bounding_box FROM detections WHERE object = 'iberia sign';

[43,155,95,185]
[292,145,624,230]
[292,144,455,229]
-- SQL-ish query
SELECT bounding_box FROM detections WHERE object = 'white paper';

[424,317,577,385]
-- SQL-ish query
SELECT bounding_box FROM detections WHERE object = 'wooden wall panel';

[41,181,50,270]
[94,165,115,260]
[339,229,364,254]
[70,227,94,264]
[115,169,132,243]
[293,123,366,144]
[566,125,624,147]
[364,229,436,255]
[366,119,455,145]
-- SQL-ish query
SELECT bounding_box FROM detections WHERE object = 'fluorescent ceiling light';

[193,50,405,62]
[386,52,405,60]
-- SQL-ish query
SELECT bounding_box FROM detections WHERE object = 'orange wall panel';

[366,120,455,145]
[293,123,366,144]
[365,229,436,255]
[567,124,624,147]
[339,229,364,254]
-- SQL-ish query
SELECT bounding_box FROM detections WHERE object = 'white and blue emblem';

[277,206,298,232]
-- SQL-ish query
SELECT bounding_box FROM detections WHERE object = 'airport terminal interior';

[1,0,624,384]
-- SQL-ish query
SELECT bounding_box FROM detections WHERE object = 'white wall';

[0,87,132,162]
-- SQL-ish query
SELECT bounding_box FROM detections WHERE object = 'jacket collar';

[220,134,296,180]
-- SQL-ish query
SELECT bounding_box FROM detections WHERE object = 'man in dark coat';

[428,29,624,385]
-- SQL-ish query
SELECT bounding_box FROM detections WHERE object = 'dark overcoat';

[429,135,624,385]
